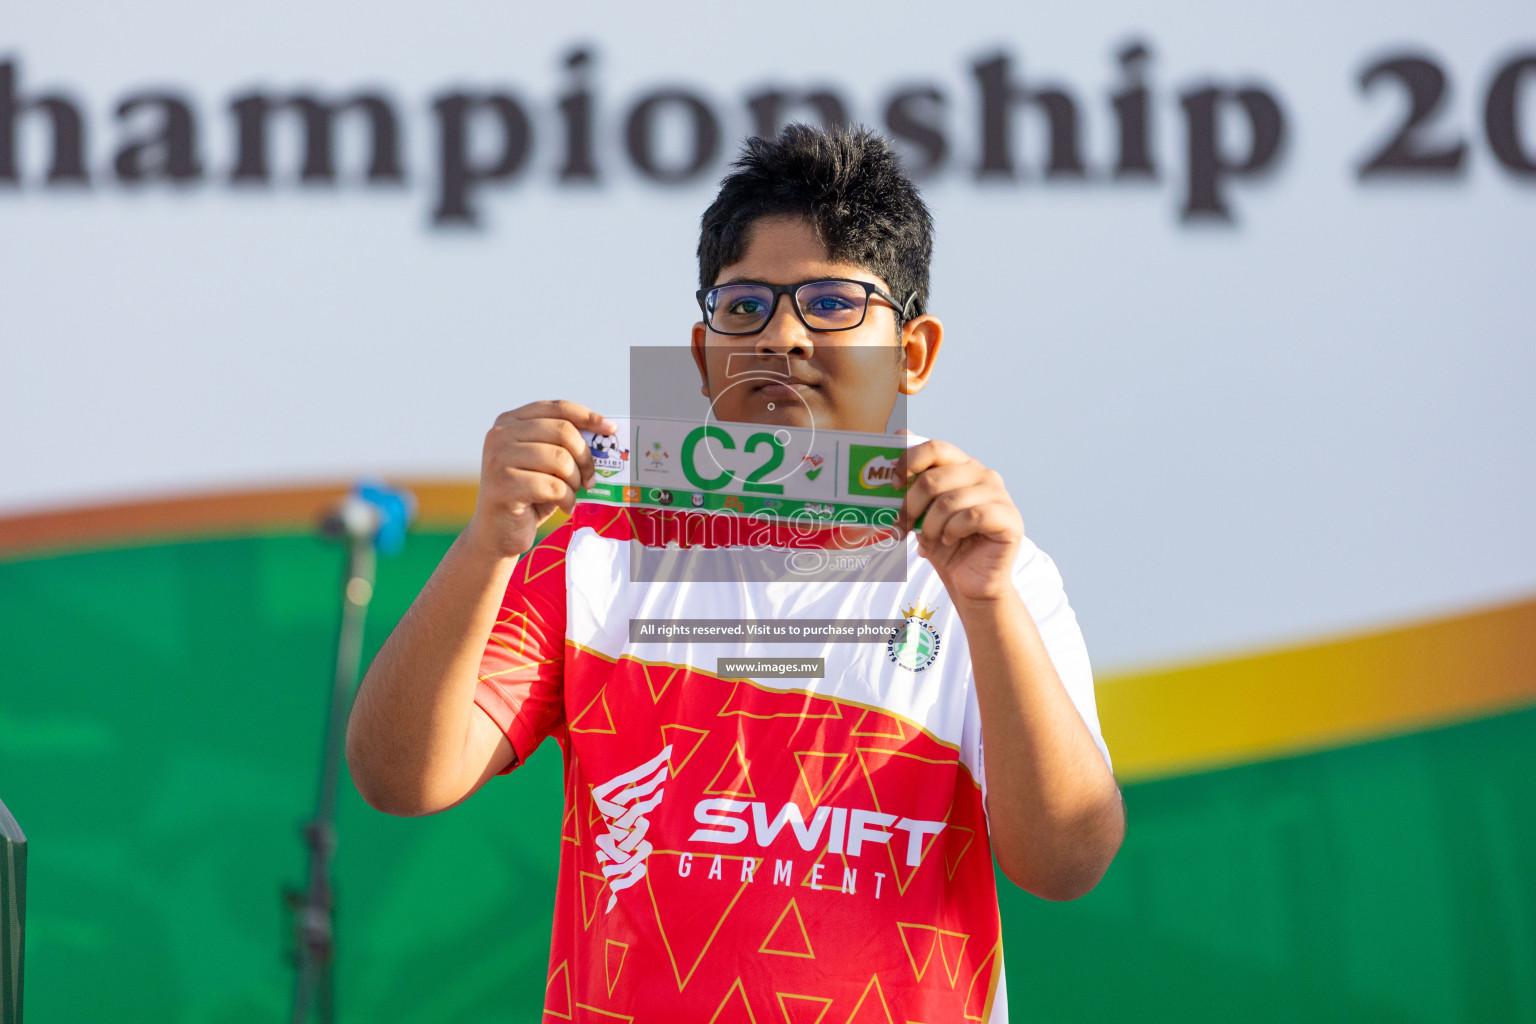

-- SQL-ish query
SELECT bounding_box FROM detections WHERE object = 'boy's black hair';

[697,124,934,322]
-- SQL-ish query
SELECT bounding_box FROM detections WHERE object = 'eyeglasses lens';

[706,285,776,334]
[795,280,868,330]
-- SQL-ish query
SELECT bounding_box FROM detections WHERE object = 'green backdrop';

[1,532,1533,1022]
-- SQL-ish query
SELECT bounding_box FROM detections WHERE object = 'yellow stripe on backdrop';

[1099,595,1536,783]
[2,483,1532,783]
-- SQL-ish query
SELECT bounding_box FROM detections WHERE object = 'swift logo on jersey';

[688,798,945,865]
[590,745,672,912]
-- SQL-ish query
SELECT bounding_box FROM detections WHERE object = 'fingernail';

[601,419,617,434]
[583,474,596,490]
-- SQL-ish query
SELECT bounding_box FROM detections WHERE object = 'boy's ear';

[898,315,943,396]
[690,322,712,398]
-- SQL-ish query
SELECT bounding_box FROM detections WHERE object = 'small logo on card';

[848,445,905,497]
[591,433,630,478]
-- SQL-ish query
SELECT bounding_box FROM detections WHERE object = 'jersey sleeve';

[473,521,573,771]
[1011,537,1113,773]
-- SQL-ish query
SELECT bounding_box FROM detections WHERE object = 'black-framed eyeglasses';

[696,278,918,336]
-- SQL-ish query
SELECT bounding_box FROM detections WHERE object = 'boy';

[347,125,1124,1021]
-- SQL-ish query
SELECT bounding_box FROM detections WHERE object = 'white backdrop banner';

[3,1,1534,669]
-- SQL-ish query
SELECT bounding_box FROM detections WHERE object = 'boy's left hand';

[897,439,1024,604]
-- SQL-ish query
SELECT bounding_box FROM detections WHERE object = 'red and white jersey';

[475,502,1109,1023]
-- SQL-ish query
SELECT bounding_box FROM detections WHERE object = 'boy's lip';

[754,379,819,397]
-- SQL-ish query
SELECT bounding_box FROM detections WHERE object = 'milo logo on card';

[848,444,906,497]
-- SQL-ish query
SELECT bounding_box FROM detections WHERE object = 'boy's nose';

[753,293,815,358]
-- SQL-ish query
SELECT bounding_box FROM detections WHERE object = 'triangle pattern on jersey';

[485,610,537,666]
[849,708,911,741]
[660,723,710,778]
[792,751,849,807]
[604,939,628,997]
[717,681,844,721]
[641,662,683,704]
[520,539,566,585]
[776,993,833,1024]
[586,786,607,832]
[644,856,751,992]
[854,748,954,815]
[895,923,940,982]
[937,930,970,989]
[944,824,976,881]
[843,974,895,1024]
[758,898,814,958]
[570,788,590,848]
[881,825,945,897]
[588,504,632,540]
[708,977,759,1024]
[571,1005,635,1022]
[544,959,573,1019]
[798,844,850,893]
[569,686,617,734]
[855,748,954,893]
[561,803,578,847]
[703,742,756,798]
[578,871,608,930]
[963,941,1002,1021]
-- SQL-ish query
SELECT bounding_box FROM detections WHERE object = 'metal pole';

[291,529,377,1024]
[1,798,25,1024]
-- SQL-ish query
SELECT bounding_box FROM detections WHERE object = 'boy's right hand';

[466,400,617,560]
